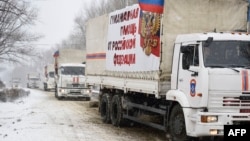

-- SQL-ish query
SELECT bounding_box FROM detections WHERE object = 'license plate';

[70,90,80,93]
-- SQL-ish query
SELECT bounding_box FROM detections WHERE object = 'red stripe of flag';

[87,53,106,60]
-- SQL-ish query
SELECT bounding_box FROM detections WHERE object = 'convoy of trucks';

[85,0,250,140]
[53,48,91,100]
[43,64,55,91]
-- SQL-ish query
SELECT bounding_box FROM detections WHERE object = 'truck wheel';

[44,83,47,91]
[100,94,111,123]
[55,87,62,100]
[55,85,58,98]
[169,104,190,141]
[110,95,123,126]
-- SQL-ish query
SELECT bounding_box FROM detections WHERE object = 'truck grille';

[223,97,250,107]
[208,91,250,124]
[209,91,250,113]
[66,84,85,88]
[72,84,79,87]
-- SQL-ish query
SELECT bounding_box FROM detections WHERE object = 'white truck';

[10,77,21,89]
[85,0,250,140]
[43,64,55,91]
[27,73,40,88]
[54,48,91,100]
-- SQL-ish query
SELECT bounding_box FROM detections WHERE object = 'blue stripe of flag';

[138,0,164,6]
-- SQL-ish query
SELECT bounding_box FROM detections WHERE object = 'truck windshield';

[202,41,250,68]
[61,66,85,75]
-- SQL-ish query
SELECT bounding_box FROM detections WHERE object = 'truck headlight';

[201,115,218,123]
[81,89,91,94]
[61,89,66,93]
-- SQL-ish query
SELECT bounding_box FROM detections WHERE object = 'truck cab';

[44,71,55,91]
[43,64,55,91]
[55,63,91,100]
[27,73,40,89]
[169,32,250,137]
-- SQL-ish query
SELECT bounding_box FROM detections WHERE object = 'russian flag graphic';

[138,0,164,13]
[53,50,59,57]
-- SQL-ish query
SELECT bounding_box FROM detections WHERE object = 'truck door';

[177,44,208,107]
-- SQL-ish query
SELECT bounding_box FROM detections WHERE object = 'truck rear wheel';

[100,94,111,123]
[169,104,190,141]
[110,95,123,126]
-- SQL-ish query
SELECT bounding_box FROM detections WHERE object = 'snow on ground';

[0,88,50,141]
[0,88,167,141]
[0,88,88,141]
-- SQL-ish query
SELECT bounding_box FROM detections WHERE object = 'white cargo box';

[85,0,248,96]
[55,48,86,66]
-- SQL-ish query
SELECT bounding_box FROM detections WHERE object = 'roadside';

[0,88,167,141]
[0,88,30,102]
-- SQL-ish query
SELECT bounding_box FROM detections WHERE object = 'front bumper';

[185,109,250,137]
[58,87,91,98]
[47,83,55,89]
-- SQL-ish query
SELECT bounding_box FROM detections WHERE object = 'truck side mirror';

[204,37,213,47]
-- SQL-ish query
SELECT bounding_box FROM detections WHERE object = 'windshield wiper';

[244,66,250,69]
[205,65,225,68]
[229,68,240,73]
[224,65,242,73]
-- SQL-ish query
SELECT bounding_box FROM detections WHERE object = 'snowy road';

[0,88,166,141]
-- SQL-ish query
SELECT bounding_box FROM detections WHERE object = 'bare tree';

[55,0,138,50]
[0,0,40,63]
[32,0,138,78]
[61,0,137,50]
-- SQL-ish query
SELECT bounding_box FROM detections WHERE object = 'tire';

[110,95,123,126]
[55,85,58,98]
[44,83,47,91]
[100,94,111,123]
[55,85,63,100]
[169,104,190,141]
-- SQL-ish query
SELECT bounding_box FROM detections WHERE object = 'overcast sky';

[1,0,92,82]
[32,0,90,51]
